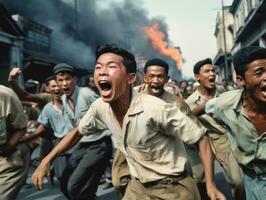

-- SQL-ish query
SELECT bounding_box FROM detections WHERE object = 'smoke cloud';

[0,0,182,79]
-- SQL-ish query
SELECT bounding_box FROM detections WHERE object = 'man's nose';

[62,80,68,86]
[153,76,160,83]
[99,67,108,76]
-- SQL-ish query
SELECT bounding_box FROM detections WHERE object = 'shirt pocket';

[128,135,163,161]
[0,116,7,145]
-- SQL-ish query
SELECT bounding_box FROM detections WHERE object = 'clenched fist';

[8,67,21,82]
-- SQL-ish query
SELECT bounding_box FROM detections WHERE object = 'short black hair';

[232,46,266,78]
[144,58,169,75]
[193,58,212,74]
[95,44,136,73]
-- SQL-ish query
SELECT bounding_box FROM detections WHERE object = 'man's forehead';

[146,65,166,73]
[96,52,123,63]
[56,73,73,78]
[49,80,57,85]
[200,64,214,70]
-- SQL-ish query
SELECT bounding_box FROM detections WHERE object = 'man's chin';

[100,95,114,103]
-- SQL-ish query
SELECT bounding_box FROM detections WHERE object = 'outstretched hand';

[207,183,227,200]
[32,160,52,190]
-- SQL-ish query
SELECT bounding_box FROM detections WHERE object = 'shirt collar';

[193,87,220,103]
[232,89,245,113]
[69,86,79,103]
[127,89,144,116]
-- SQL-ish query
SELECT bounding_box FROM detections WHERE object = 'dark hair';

[193,58,212,74]
[95,44,136,73]
[233,46,266,78]
[144,58,169,75]
[44,75,56,86]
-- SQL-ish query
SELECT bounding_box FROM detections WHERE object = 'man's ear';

[143,75,148,83]
[236,75,245,87]
[195,74,200,82]
[128,73,136,85]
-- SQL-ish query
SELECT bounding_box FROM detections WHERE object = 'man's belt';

[140,171,187,187]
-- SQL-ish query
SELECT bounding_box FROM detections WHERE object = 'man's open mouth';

[63,88,70,93]
[99,81,112,91]
[260,85,266,95]
[209,77,215,83]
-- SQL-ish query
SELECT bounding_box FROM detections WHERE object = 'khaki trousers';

[112,149,131,198]
[0,144,29,200]
[123,176,200,200]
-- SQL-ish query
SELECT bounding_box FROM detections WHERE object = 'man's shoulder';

[42,102,53,111]
[0,85,14,97]
[0,85,20,103]
[210,89,243,112]
[79,87,99,100]
[215,89,243,108]
[138,93,171,112]
[186,90,199,102]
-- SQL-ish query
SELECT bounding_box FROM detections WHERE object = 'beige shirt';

[0,85,27,145]
[206,89,266,174]
[79,89,206,183]
[186,89,227,135]
[134,85,190,112]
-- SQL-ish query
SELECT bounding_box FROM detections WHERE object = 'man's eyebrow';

[95,61,121,65]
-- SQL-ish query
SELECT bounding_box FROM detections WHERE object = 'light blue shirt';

[206,89,266,174]
[38,102,74,138]
[62,86,110,142]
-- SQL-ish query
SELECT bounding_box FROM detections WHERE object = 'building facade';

[0,4,24,85]
[214,0,266,82]
[214,5,235,82]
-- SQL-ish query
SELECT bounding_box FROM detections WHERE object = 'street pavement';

[17,148,233,200]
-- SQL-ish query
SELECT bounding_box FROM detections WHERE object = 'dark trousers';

[59,136,112,200]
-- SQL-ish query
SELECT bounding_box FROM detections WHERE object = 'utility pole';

[74,0,78,32]
[221,0,228,80]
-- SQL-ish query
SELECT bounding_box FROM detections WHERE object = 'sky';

[143,0,233,78]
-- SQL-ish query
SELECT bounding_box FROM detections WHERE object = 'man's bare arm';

[21,124,46,142]
[8,67,45,104]
[32,127,82,190]
[198,136,226,200]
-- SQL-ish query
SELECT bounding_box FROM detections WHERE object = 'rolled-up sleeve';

[78,103,107,136]
[162,104,206,144]
[8,94,27,130]
[37,107,50,128]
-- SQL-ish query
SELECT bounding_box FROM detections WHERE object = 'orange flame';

[143,22,183,69]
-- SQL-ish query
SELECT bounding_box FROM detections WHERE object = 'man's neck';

[110,90,131,127]
[243,91,266,114]
[198,86,216,100]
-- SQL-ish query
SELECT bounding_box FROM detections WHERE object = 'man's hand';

[8,67,21,82]
[207,182,227,200]
[32,159,52,190]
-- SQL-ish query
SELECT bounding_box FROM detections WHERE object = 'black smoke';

[0,0,181,79]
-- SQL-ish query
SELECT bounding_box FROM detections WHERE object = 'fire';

[143,22,183,69]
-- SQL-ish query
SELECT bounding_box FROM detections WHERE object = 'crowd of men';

[0,44,265,200]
